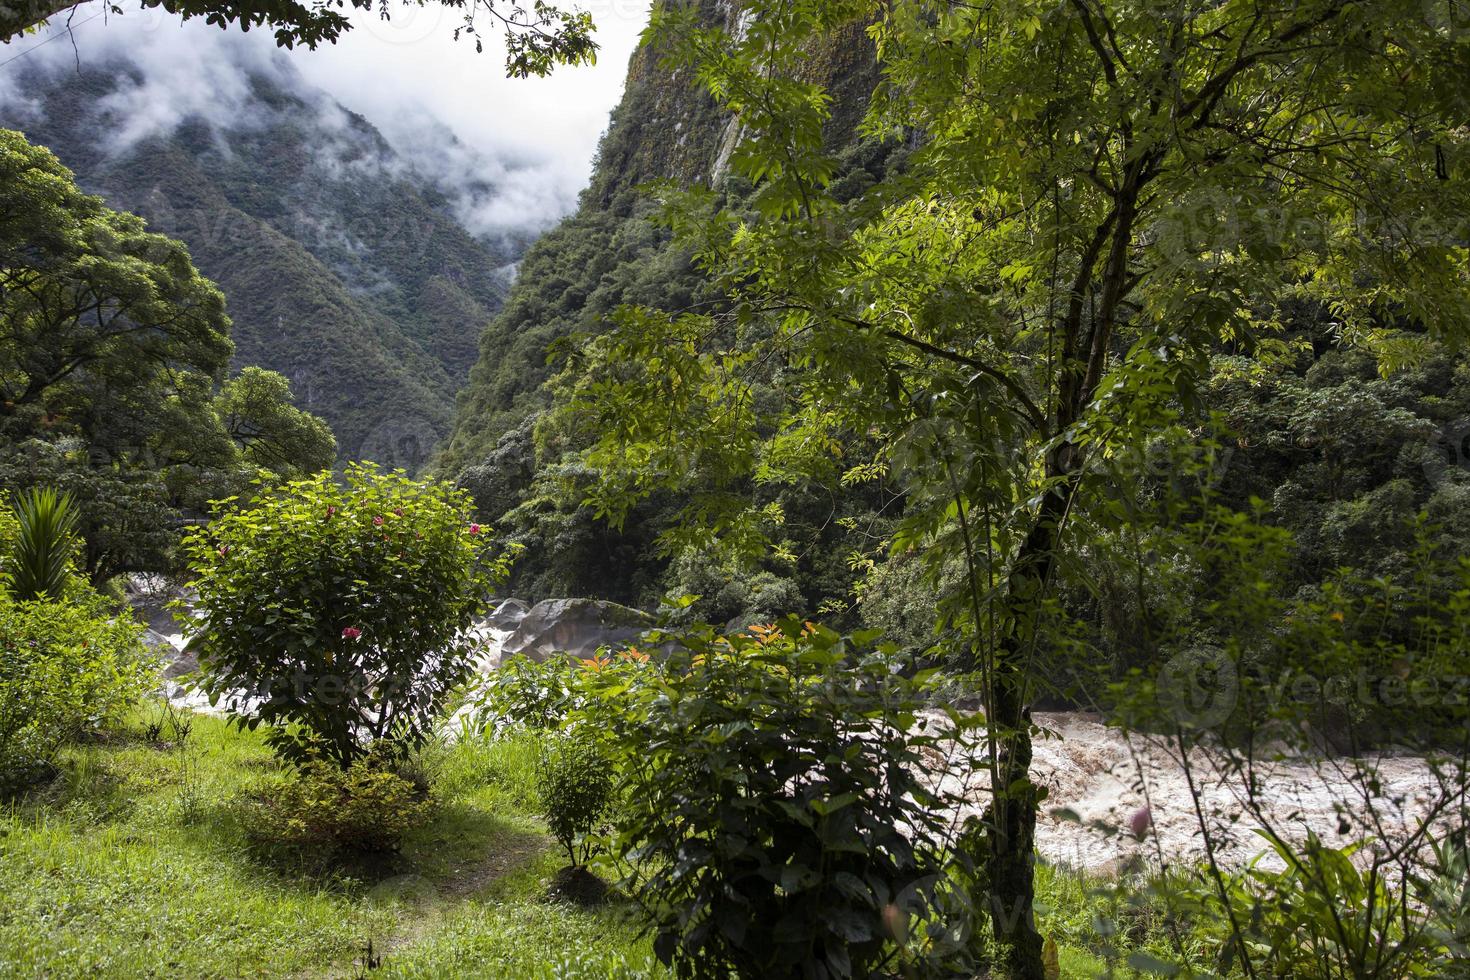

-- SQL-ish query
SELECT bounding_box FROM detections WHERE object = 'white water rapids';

[147,605,1444,876]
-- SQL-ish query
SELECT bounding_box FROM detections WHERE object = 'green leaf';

[1126,952,1182,976]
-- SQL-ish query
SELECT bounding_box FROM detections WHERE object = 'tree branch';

[879,325,1049,433]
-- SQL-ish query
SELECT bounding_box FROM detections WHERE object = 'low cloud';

[0,0,651,235]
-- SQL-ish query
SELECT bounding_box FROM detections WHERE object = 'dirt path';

[304,828,551,979]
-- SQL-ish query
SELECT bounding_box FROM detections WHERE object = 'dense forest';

[441,0,1470,658]
[3,0,1470,978]
[1,55,518,465]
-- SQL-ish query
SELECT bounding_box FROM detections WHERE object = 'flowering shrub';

[182,463,514,767]
[576,618,975,978]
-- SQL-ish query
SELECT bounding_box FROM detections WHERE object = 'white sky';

[0,0,651,227]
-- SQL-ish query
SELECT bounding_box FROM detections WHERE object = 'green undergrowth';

[0,708,656,979]
[0,704,1173,978]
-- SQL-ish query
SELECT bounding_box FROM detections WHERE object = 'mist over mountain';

[0,27,562,465]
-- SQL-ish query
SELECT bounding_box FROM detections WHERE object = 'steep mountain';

[0,58,518,467]
[438,0,880,476]
[436,0,892,608]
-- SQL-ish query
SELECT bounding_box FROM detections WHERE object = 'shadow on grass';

[403,800,549,898]
[179,786,552,908]
[5,749,139,823]
[546,864,612,907]
[21,716,575,910]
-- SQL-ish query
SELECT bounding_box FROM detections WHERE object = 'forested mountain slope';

[438,0,879,474]
[0,60,517,466]
[438,0,891,607]
[444,0,1470,649]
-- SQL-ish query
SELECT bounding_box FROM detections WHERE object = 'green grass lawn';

[0,705,1176,978]
[0,710,658,979]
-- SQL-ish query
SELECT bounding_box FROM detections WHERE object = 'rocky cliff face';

[580,0,877,194]
[439,0,879,477]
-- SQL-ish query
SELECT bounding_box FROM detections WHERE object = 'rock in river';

[499,598,655,662]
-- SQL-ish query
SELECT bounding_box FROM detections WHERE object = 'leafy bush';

[1417,832,1470,970]
[1171,832,1448,978]
[538,734,616,866]
[577,618,973,979]
[247,748,432,857]
[658,552,806,630]
[1109,507,1470,748]
[0,592,152,792]
[0,492,17,573]
[182,463,515,767]
[463,654,580,734]
[7,487,79,601]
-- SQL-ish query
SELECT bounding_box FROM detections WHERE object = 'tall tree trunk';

[984,457,1073,980]
[988,683,1043,977]
[979,172,1140,975]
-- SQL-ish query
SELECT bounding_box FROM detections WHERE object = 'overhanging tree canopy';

[0,130,233,433]
[1,0,597,78]
[216,367,336,475]
[555,1,1470,975]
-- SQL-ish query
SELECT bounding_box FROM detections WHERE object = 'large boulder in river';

[484,598,531,631]
[500,598,655,662]
[140,628,194,678]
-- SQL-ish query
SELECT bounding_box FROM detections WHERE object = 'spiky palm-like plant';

[8,488,79,602]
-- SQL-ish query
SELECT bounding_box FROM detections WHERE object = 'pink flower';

[1128,806,1152,840]
[373,515,385,526]
[218,545,230,557]
[341,627,362,640]
[325,506,337,520]
[394,508,403,517]
[469,523,481,535]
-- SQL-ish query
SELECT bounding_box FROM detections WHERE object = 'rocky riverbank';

[131,583,1444,877]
